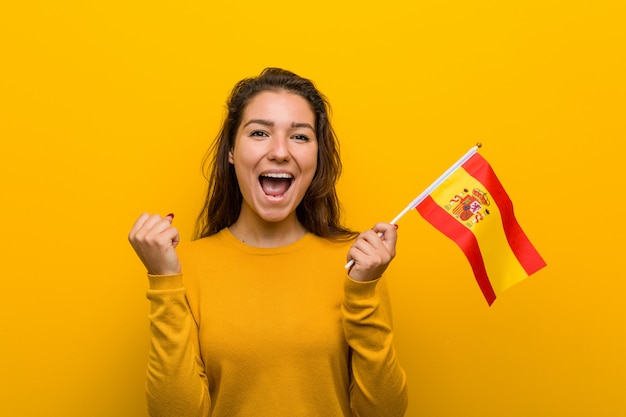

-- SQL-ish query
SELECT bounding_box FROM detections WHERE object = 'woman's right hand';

[128,213,181,275]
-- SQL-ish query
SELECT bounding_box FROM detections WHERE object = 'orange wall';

[1,1,624,416]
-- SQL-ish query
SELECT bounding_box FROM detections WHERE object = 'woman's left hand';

[347,222,398,282]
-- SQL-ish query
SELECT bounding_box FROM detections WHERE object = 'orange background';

[1,1,624,416]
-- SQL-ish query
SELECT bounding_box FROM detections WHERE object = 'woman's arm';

[129,214,210,416]
[343,222,408,416]
[145,274,210,417]
[342,276,408,417]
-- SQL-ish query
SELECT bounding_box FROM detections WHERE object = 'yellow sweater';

[145,229,408,417]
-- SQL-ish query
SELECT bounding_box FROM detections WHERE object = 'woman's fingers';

[347,223,398,282]
[372,222,398,253]
[128,213,181,276]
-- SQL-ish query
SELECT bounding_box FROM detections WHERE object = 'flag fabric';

[415,153,546,305]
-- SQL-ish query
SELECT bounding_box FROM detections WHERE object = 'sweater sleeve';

[342,276,409,417]
[145,274,210,417]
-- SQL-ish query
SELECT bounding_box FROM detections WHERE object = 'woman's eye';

[293,134,309,141]
[250,130,268,137]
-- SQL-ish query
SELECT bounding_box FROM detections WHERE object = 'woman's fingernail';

[166,213,175,219]
[394,224,399,229]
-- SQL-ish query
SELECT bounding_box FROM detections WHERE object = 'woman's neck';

[228,212,308,248]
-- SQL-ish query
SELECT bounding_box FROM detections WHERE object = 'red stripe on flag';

[416,196,497,305]
[462,154,547,275]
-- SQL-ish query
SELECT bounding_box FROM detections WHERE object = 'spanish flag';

[415,152,546,305]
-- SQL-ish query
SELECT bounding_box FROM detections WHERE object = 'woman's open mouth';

[259,173,293,197]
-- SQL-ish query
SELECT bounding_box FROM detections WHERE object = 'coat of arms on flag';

[445,188,490,226]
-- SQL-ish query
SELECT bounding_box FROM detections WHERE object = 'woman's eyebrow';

[291,122,315,131]
[243,119,274,128]
[243,119,314,131]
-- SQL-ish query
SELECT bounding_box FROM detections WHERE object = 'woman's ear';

[228,148,234,164]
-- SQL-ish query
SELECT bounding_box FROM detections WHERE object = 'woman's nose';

[267,137,291,162]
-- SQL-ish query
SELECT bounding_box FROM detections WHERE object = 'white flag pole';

[345,143,482,270]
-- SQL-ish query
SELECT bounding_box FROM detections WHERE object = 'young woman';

[129,68,408,416]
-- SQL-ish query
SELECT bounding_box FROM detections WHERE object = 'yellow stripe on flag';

[429,167,528,296]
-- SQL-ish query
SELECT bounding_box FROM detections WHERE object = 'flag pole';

[345,143,482,270]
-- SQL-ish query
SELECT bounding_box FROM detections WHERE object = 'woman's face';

[229,90,318,225]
